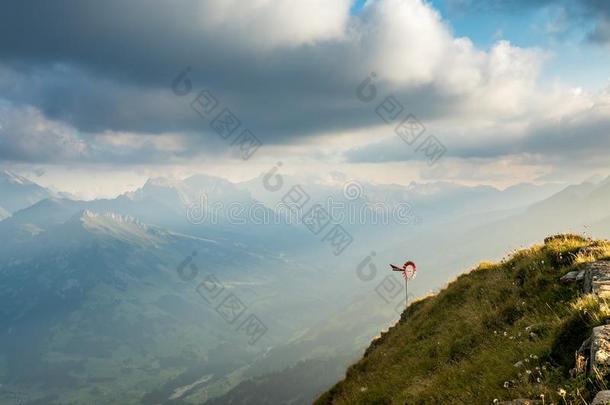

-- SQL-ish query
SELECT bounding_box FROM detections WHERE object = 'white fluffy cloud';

[358,0,454,84]
[355,1,545,97]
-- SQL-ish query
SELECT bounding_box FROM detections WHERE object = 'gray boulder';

[560,270,581,283]
[591,326,610,378]
[592,390,610,404]
[584,262,610,296]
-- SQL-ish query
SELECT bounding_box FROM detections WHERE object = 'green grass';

[316,234,610,405]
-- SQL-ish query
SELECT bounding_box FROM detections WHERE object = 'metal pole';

[405,277,408,309]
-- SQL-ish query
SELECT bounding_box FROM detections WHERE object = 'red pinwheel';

[390,261,417,280]
[402,261,416,279]
[389,260,418,312]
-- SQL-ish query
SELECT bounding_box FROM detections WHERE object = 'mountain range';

[1,170,609,404]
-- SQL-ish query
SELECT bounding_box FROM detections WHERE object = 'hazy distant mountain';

[0,170,54,213]
[360,180,566,222]
[125,174,257,215]
[479,177,610,244]
[0,207,352,403]
[241,174,564,226]
[0,198,89,245]
[122,175,288,237]
[0,209,270,403]
[0,174,313,258]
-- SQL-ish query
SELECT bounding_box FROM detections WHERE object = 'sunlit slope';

[317,235,610,404]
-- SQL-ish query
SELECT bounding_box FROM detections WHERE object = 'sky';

[0,0,609,198]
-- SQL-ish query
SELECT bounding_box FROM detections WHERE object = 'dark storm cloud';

[0,0,480,167]
[0,0,457,145]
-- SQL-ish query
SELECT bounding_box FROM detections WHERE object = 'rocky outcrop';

[592,390,610,405]
[591,326,610,378]
[560,262,610,401]
[502,261,610,404]
[560,269,585,283]
[583,262,610,296]
[569,325,610,380]
[560,261,610,295]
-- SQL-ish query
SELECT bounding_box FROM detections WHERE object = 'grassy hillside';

[316,234,610,404]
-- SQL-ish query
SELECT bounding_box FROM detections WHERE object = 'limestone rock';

[591,326,610,378]
[584,262,610,296]
[560,270,580,283]
[592,390,610,404]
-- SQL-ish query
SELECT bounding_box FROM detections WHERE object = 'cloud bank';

[0,0,607,185]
